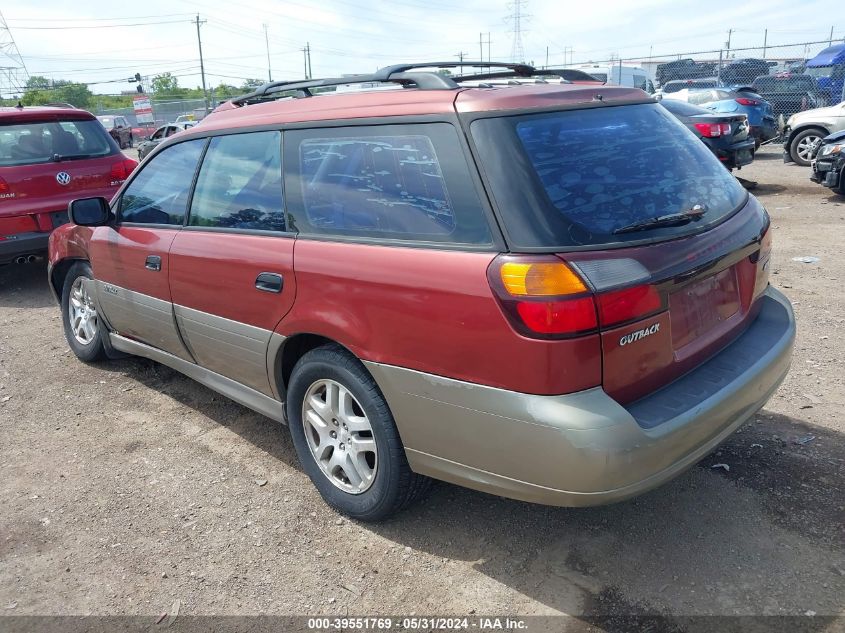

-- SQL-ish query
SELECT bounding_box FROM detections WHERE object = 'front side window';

[120,139,205,225]
[188,131,285,232]
[285,123,491,245]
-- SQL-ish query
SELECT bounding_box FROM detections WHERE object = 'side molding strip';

[109,333,286,423]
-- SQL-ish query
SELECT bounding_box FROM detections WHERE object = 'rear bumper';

[710,138,756,169]
[750,122,777,142]
[0,231,49,265]
[366,286,795,506]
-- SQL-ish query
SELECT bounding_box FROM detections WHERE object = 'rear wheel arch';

[275,333,369,401]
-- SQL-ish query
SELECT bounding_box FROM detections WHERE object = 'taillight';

[488,256,598,338]
[735,97,760,106]
[0,176,9,194]
[596,284,663,327]
[694,122,732,137]
[110,158,138,181]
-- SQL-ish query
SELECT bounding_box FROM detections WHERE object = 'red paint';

[169,231,297,331]
[0,107,130,241]
[278,239,601,395]
[566,197,770,404]
[88,226,179,302]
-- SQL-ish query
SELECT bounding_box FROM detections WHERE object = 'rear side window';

[284,123,492,245]
[188,131,285,232]
[0,119,116,167]
[120,139,205,225]
[472,103,747,249]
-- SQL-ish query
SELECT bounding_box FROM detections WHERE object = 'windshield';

[804,65,834,79]
[0,118,117,167]
[754,76,816,92]
[471,103,747,248]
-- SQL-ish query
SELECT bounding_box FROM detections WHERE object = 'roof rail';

[451,68,603,84]
[230,61,542,106]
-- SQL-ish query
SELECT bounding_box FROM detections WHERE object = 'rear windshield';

[0,118,116,167]
[471,103,747,249]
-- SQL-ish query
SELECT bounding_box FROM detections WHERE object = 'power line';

[7,13,193,22]
[8,19,190,30]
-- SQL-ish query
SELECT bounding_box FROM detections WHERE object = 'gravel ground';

[1,145,844,627]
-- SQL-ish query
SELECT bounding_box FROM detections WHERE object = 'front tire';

[61,262,107,363]
[128,135,134,148]
[790,128,825,166]
[286,344,431,521]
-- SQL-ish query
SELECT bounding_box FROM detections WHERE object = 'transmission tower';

[0,10,29,99]
[506,0,530,63]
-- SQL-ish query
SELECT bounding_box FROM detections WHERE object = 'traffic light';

[136,85,144,93]
[134,73,142,83]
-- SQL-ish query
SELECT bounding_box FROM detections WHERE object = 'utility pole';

[302,43,312,79]
[487,32,491,67]
[763,29,767,59]
[725,28,733,59]
[830,26,834,47]
[479,33,483,68]
[195,14,209,114]
[545,46,548,69]
[264,24,272,82]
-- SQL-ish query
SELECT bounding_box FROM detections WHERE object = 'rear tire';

[286,344,431,521]
[789,128,825,166]
[128,135,134,149]
[61,262,107,363]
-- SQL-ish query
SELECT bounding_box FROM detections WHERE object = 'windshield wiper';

[52,153,95,162]
[613,206,706,235]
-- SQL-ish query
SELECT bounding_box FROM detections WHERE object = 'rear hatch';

[0,111,128,235]
[470,99,771,405]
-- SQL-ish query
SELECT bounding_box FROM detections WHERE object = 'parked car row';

[661,88,777,147]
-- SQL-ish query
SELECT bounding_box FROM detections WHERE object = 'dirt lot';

[1,145,844,627]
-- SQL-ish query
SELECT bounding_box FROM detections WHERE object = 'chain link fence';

[565,39,845,121]
[92,96,238,135]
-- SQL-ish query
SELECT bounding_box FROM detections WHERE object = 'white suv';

[783,100,845,166]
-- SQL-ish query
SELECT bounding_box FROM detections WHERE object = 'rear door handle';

[145,255,161,271]
[255,272,283,293]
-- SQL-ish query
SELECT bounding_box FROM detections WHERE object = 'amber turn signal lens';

[500,262,587,296]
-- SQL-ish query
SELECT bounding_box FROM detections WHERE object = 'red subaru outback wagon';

[0,105,137,266]
[48,63,795,521]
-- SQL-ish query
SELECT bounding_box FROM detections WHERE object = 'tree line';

[2,72,265,110]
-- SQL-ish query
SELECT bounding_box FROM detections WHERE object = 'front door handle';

[255,272,283,293]
[145,255,162,271]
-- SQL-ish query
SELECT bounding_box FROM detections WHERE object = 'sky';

[1,0,842,96]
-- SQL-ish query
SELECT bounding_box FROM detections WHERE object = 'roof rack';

[451,68,604,84]
[230,61,542,105]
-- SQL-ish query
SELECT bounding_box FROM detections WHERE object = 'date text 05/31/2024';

[307,617,528,630]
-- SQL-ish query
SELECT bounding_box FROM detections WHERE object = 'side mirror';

[69,197,111,226]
